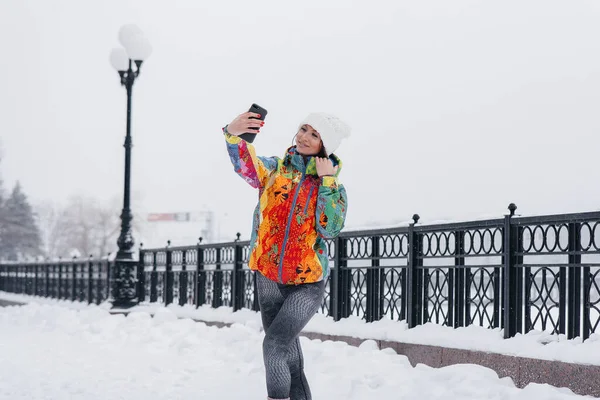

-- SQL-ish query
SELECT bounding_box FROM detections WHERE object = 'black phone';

[239,103,268,143]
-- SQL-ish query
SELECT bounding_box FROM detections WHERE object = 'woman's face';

[295,124,323,156]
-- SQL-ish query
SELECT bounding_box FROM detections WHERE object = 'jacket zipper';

[303,186,314,215]
[278,170,306,283]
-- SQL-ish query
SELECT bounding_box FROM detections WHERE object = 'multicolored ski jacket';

[224,132,348,285]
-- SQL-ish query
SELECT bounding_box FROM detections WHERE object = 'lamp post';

[109,24,152,308]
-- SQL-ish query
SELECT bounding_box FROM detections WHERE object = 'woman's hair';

[292,134,329,159]
[317,142,328,158]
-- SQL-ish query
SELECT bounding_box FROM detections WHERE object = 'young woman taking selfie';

[223,110,350,400]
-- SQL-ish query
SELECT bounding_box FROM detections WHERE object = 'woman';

[223,111,350,400]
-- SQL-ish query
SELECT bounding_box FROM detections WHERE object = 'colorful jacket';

[224,132,348,285]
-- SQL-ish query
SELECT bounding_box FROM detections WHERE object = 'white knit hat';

[299,112,351,155]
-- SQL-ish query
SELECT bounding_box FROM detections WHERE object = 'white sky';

[1,0,600,243]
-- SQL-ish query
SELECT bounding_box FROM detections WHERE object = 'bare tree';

[35,194,143,260]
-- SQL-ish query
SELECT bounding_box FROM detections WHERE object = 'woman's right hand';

[226,112,264,136]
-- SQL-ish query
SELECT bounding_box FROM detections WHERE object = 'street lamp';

[109,24,152,308]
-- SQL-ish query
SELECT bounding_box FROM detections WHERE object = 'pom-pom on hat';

[299,113,351,155]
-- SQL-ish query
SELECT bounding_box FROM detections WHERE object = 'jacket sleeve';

[316,176,348,239]
[224,131,279,189]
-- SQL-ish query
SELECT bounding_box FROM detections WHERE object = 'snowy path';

[0,303,588,400]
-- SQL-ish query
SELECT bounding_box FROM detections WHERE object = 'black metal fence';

[0,257,112,306]
[1,205,599,340]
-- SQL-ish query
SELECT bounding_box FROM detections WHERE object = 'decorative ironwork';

[424,268,450,325]
[222,271,233,307]
[589,267,600,334]
[581,222,600,251]
[348,269,367,317]
[320,277,331,315]
[157,272,165,304]
[381,268,404,320]
[527,266,561,333]
[173,271,180,305]
[204,271,214,307]
[243,270,256,310]
[468,267,497,328]
[2,205,600,340]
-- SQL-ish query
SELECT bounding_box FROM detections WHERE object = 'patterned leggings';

[256,272,326,400]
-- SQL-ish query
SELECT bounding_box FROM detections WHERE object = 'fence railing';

[1,205,599,340]
[0,257,112,305]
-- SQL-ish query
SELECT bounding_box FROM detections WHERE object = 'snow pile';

[2,291,599,367]
[0,302,587,400]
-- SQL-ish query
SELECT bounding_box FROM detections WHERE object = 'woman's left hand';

[316,157,338,177]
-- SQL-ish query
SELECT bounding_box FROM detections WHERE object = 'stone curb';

[196,320,600,398]
[298,332,600,398]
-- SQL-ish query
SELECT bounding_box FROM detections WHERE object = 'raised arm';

[223,111,279,189]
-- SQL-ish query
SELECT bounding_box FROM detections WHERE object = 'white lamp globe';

[118,24,144,47]
[118,24,152,61]
[110,48,129,71]
[125,36,153,61]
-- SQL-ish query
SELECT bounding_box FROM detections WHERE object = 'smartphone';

[239,103,268,143]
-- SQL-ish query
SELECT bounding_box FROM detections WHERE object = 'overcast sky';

[1,0,599,245]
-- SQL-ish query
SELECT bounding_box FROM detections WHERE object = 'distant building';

[137,210,215,248]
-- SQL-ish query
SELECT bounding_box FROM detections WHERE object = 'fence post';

[79,261,85,302]
[453,230,465,328]
[57,258,63,300]
[95,260,102,305]
[582,266,592,341]
[330,238,339,320]
[19,265,24,294]
[87,255,93,304]
[213,245,223,308]
[179,249,188,306]
[45,261,50,298]
[13,265,18,293]
[71,257,77,301]
[232,234,245,312]
[33,264,38,296]
[195,238,206,308]
[567,222,582,339]
[106,254,112,303]
[28,264,33,295]
[150,251,158,303]
[503,203,521,338]
[331,236,350,321]
[27,264,31,294]
[137,244,146,304]
[30,264,34,295]
[18,265,22,294]
[406,214,422,328]
[22,265,26,294]
[165,241,174,305]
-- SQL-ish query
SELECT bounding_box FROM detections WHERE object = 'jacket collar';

[283,146,342,177]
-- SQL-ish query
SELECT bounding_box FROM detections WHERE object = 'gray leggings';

[256,272,326,400]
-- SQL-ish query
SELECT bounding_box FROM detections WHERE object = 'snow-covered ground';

[2,291,600,367]
[0,300,591,400]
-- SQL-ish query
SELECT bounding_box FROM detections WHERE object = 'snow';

[0,301,588,400]
[2,291,600,368]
